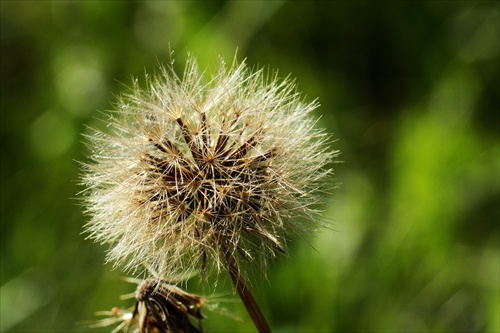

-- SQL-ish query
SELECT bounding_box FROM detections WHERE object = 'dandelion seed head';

[82,53,338,282]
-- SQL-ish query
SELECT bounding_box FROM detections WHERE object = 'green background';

[1,1,498,332]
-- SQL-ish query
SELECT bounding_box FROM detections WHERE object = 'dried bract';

[89,279,204,333]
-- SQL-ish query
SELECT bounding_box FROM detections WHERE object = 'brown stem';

[226,259,271,333]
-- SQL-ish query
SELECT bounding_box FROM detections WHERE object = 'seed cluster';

[82,55,336,282]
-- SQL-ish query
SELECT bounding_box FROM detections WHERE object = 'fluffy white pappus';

[81,53,337,283]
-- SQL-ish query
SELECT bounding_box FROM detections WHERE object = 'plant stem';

[226,259,271,333]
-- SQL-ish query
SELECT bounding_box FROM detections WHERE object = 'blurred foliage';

[1,1,498,332]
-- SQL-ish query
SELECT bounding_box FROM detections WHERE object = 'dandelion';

[88,279,204,333]
[81,53,336,332]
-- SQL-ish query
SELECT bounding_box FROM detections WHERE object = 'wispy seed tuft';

[81,54,337,283]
